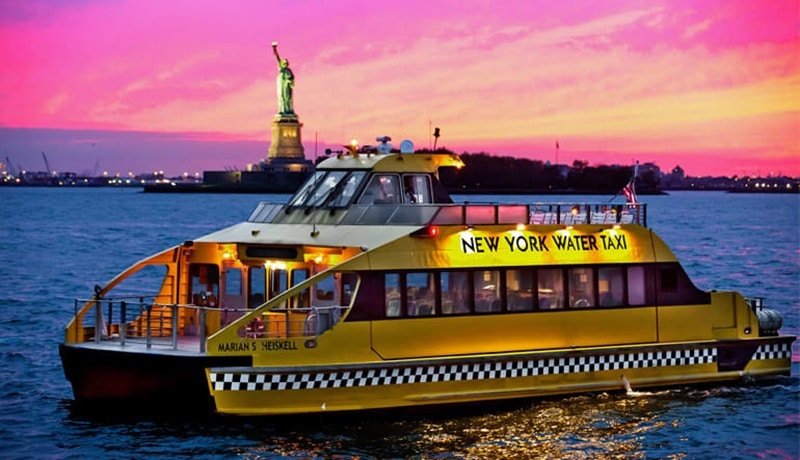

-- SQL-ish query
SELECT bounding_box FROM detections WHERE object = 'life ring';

[245,317,265,339]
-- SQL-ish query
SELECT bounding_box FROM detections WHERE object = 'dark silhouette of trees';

[438,151,659,194]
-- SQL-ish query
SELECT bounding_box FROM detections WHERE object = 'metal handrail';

[72,297,346,352]
[248,200,648,227]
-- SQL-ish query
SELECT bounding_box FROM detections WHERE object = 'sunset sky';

[1,0,798,177]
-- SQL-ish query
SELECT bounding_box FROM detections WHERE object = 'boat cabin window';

[315,273,336,303]
[221,265,245,311]
[359,174,401,205]
[568,267,595,308]
[190,264,219,307]
[474,270,500,313]
[248,266,266,308]
[660,267,678,291]
[385,273,401,317]
[269,268,287,299]
[538,268,564,310]
[656,263,710,305]
[506,269,534,311]
[598,267,625,307]
[407,272,436,316]
[627,266,646,305]
[341,272,358,306]
[441,271,469,315]
[291,269,310,308]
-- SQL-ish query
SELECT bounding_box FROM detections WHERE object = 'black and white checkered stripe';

[210,347,717,392]
[752,342,792,361]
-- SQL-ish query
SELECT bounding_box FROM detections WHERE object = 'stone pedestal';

[268,115,304,159]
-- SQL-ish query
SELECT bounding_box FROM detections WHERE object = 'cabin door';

[221,263,245,325]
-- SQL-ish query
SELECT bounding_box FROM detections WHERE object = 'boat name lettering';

[600,234,627,250]
[260,340,298,351]
[216,340,299,353]
[460,233,628,254]
[217,341,258,353]
[504,234,549,252]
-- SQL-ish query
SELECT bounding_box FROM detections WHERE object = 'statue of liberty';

[272,42,295,116]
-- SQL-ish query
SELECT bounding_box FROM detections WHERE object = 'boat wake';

[621,375,671,397]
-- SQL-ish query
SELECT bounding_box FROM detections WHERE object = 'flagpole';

[555,140,559,165]
[607,161,639,204]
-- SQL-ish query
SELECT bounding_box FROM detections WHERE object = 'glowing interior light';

[613,224,621,229]
[516,223,526,231]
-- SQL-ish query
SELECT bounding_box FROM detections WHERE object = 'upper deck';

[244,150,646,229]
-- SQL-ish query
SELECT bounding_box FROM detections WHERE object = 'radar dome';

[399,140,414,154]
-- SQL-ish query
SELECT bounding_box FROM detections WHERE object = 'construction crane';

[5,156,16,176]
[42,151,54,175]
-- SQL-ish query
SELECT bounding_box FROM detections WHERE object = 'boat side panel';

[658,292,759,342]
[370,308,658,360]
[210,322,381,366]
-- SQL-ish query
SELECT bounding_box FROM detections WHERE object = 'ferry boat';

[59,140,795,415]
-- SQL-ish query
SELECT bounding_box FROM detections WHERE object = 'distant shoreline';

[3,182,797,194]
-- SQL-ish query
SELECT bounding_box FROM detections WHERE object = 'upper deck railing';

[248,202,647,227]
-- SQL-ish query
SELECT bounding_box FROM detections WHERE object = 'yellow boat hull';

[208,338,792,415]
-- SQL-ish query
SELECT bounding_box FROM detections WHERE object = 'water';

[0,188,797,459]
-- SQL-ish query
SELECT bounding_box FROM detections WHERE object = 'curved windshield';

[287,171,368,208]
[288,171,325,207]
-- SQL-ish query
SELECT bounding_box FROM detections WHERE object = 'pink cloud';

[0,0,797,177]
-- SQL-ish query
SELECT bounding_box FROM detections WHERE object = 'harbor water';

[0,188,797,459]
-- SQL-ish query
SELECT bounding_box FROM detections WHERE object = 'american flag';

[622,179,637,204]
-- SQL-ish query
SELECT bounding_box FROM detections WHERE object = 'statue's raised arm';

[271,42,295,116]
[272,42,281,64]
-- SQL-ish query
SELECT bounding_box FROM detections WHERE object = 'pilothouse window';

[402,174,432,204]
[359,175,401,204]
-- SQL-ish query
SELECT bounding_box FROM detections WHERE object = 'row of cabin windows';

[247,266,342,309]
[374,264,707,319]
[189,264,344,310]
